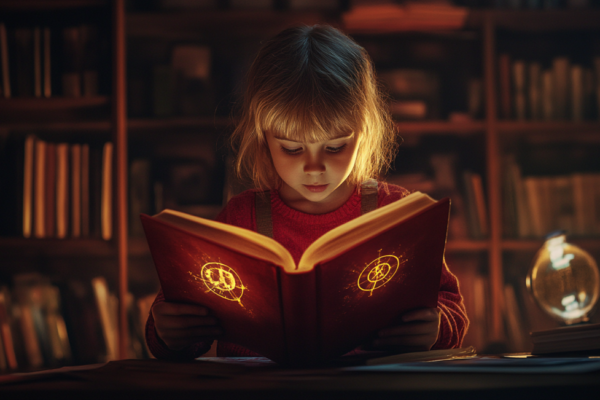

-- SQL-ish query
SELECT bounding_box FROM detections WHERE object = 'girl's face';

[266,131,360,214]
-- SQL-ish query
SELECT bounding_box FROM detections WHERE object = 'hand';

[369,307,440,353]
[152,301,223,351]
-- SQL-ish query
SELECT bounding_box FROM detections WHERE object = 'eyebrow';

[273,133,353,142]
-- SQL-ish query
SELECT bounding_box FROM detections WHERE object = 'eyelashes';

[281,144,347,155]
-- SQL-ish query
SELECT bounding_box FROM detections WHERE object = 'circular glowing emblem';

[199,262,245,304]
[357,255,400,295]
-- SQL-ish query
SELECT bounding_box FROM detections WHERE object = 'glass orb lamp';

[526,232,600,325]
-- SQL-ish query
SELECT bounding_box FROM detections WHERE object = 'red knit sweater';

[145,182,469,360]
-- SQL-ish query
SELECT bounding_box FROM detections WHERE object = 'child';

[146,25,468,360]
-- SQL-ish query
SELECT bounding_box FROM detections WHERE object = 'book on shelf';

[552,57,570,120]
[503,155,600,238]
[141,191,450,365]
[498,53,512,120]
[44,142,56,238]
[0,22,10,98]
[528,62,542,120]
[462,171,489,239]
[101,142,113,241]
[91,277,118,361]
[71,144,82,238]
[0,134,112,240]
[512,60,527,120]
[531,322,600,355]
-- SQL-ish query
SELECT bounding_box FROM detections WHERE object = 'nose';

[303,153,325,175]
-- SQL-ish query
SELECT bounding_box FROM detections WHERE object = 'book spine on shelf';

[570,64,584,121]
[22,135,36,238]
[552,57,570,120]
[71,144,82,238]
[33,27,41,98]
[512,60,527,120]
[81,144,90,237]
[56,143,70,239]
[44,142,56,238]
[541,69,554,120]
[34,139,46,238]
[0,22,10,98]
[101,142,113,241]
[498,53,512,119]
[528,62,542,120]
[43,27,51,98]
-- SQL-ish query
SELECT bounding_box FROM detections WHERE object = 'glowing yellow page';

[297,191,436,272]
[153,209,296,272]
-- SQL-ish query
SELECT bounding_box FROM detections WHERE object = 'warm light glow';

[189,262,246,306]
[358,254,402,296]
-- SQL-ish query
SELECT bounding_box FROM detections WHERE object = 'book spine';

[280,270,319,366]
[22,135,36,238]
[43,27,51,98]
[498,54,512,119]
[101,142,113,241]
[34,139,46,238]
[71,144,82,238]
[0,23,10,98]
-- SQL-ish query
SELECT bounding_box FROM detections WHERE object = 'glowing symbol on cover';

[357,255,400,296]
[194,262,245,305]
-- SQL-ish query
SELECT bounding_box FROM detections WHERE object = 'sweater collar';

[270,188,362,224]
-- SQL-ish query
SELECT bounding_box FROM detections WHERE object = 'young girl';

[146,25,468,360]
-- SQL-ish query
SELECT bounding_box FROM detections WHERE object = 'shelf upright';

[112,0,129,360]
[482,11,505,344]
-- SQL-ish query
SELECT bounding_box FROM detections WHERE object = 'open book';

[141,191,450,366]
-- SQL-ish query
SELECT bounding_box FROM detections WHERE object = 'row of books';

[0,23,100,99]
[0,134,113,240]
[0,273,154,372]
[499,54,600,121]
[386,153,489,240]
[503,154,600,238]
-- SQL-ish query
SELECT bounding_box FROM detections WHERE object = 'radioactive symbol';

[193,262,245,305]
[357,255,400,296]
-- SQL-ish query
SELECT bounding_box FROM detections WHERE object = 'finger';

[156,315,219,330]
[153,302,210,317]
[401,308,439,323]
[378,321,438,337]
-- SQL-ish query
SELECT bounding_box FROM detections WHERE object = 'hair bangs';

[255,85,363,143]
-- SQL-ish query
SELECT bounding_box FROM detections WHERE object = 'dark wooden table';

[1,356,600,400]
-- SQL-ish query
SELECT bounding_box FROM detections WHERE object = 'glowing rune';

[191,262,245,305]
[357,255,400,296]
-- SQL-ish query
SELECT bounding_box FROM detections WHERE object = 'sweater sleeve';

[432,260,469,349]
[145,289,213,360]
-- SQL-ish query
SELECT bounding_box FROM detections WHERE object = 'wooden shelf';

[447,239,490,252]
[0,237,116,258]
[396,120,485,135]
[0,120,112,131]
[498,121,600,133]
[127,10,338,38]
[0,97,109,111]
[0,0,107,11]
[468,9,600,31]
[502,238,600,252]
[128,116,233,130]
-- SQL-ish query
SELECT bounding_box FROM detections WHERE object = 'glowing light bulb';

[527,232,600,325]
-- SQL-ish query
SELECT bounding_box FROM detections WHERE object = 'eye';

[281,146,303,155]
[326,144,347,153]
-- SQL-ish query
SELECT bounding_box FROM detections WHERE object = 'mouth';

[303,184,329,193]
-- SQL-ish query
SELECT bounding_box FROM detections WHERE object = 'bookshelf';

[2,2,600,370]
[0,0,130,368]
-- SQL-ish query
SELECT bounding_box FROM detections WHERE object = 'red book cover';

[141,192,450,366]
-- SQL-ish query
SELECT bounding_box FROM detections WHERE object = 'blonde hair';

[231,25,397,191]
